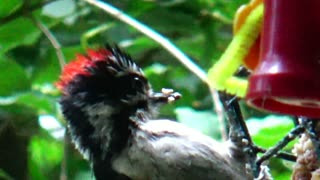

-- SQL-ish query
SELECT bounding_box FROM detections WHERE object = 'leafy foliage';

[0,0,293,179]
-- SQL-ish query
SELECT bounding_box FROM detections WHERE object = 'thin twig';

[253,145,297,162]
[31,16,68,179]
[256,125,305,166]
[60,129,70,180]
[83,0,208,84]
[30,17,66,70]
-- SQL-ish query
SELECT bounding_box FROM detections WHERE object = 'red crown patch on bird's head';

[55,46,142,94]
[55,48,112,92]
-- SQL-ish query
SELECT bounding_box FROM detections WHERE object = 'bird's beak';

[150,88,181,105]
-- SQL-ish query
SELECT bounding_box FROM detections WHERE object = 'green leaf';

[42,0,76,18]
[74,171,94,180]
[30,136,63,166]
[28,135,63,179]
[16,91,56,114]
[0,56,30,96]
[175,106,221,138]
[269,158,292,180]
[246,116,294,179]
[0,17,41,53]
[247,115,295,148]
[0,0,23,19]
[144,63,168,77]
[124,36,158,56]
[0,169,14,180]
[140,7,200,34]
[0,104,38,136]
[32,45,83,85]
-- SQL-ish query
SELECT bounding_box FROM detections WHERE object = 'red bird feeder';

[246,0,320,117]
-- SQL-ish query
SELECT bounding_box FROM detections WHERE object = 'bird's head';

[57,46,151,110]
[56,45,180,160]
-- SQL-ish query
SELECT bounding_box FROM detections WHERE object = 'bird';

[56,45,248,180]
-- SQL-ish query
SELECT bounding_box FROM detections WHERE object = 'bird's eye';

[131,76,144,91]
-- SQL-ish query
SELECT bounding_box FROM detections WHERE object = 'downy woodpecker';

[56,45,246,180]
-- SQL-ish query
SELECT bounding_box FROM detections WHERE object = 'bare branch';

[256,125,304,166]
[253,145,297,162]
[60,130,70,180]
[30,17,66,70]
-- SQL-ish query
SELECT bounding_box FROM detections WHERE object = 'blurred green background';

[0,0,295,179]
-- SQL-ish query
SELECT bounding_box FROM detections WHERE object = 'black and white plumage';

[57,45,247,180]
